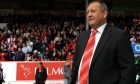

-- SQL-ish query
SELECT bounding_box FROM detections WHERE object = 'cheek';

[97,14,104,20]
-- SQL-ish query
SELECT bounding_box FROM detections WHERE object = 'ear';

[103,11,108,19]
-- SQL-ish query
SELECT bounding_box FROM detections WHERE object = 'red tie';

[80,30,97,84]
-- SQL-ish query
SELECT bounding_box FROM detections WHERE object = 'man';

[63,59,72,84]
[32,50,41,61]
[71,1,136,84]
[14,47,25,61]
[0,63,4,84]
[35,62,47,84]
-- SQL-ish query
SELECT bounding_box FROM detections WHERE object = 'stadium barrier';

[1,61,66,84]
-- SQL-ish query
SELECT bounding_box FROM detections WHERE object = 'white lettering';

[52,68,61,75]
[46,67,63,75]
[135,45,140,52]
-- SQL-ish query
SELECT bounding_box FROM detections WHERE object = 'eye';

[87,9,96,14]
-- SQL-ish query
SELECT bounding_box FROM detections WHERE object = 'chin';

[89,23,95,27]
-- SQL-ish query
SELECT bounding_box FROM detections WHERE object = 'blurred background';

[0,0,139,84]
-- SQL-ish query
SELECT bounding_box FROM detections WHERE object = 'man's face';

[86,2,107,28]
[39,64,43,68]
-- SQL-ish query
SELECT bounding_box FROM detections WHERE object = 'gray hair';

[88,0,108,12]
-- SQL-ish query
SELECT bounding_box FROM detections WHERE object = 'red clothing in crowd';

[65,44,70,52]
[31,31,37,36]
[67,52,74,60]
[11,43,18,52]
[69,40,75,47]
[71,43,76,52]
[0,52,8,61]
[42,31,48,37]
[48,42,55,51]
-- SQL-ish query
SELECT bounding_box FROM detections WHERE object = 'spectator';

[14,47,25,61]
[35,62,47,84]
[63,59,72,84]
[48,40,55,51]
[25,53,32,61]
[0,10,139,62]
[22,43,28,54]
[51,48,58,60]
[32,50,41,61]
[130,35,137,44]
[66,51,74,61]
[61,50,67,61]
[55,38,63,51]
[0,44,8,61]
[26,39,33,53]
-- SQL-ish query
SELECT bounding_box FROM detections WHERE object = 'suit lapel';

[90,24,113,66]
[76,30,91,66]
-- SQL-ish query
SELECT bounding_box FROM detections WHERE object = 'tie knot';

[93,29,97,33]
[91,29,97,36]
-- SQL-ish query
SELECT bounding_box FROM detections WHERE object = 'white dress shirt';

[76,23,107,84]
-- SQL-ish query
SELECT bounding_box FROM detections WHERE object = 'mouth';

[88,19,94,20]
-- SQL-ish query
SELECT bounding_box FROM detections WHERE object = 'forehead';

[87,2,101,11]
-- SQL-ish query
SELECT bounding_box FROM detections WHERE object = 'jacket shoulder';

[77,30,90,38]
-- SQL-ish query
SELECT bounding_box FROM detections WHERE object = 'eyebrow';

[86,9,96,14]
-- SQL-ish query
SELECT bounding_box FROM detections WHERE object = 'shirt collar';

[91,23,107,34]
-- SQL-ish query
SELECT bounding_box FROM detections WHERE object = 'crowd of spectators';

[108,15,140,44]
[0,13,139,61]
[0,14,85,61]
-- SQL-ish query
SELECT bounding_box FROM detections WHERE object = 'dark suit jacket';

[35,66,47,81]
[0,68,4,82]
[71,24,136,84]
